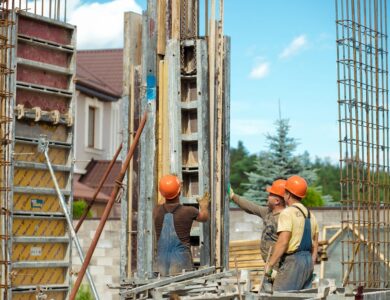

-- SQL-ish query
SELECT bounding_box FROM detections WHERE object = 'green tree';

[243,118,319,205]
[230,141,257,195]
[313,157,340,204]
[302,187,325,207]
[73,200,93,219]
[76,284,93,300]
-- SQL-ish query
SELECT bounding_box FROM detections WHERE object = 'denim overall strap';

[292,205,312,252]
[156,205,193,276]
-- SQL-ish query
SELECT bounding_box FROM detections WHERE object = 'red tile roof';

[79,159,122,197]
[73,180,111,203]
[76,49,123,98]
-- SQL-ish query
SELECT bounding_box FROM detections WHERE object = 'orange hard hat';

[266,179,286,198]
[285,175,307,199]
[159,175,181,200]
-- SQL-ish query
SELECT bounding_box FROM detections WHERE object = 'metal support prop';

[37,136,100,300]
[70,111,147,300]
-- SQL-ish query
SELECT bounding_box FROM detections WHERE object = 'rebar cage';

[336,0,390,288]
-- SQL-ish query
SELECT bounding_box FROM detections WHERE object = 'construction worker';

[153,174,210,276]
[265,175,319,292]
[229,179,286,262]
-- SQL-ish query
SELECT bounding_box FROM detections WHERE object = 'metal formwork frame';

[0,9,77,299]
[336,0,390,288]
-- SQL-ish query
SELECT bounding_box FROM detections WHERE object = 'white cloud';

[68,0,142,49]
[249,62,270,79]
[279,35,307,59]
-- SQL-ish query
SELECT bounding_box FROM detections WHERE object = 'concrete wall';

[229,207,342,241]
[74,91,122,173]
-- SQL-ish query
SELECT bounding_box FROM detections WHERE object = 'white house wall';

[74,90,122,173]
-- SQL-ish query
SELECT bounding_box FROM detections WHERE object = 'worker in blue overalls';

[153,174,210,276]
[264,175,319,291]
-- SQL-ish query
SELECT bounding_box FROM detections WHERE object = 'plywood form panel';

[11,267,66,285]
[16,89,70,113]
[13,291,66,300]
[181,110,198,134]
[182,173,199,197]
[13,219,66,237]
[17,65,70,90]
[14,143,69,165]
[14,169,68,188]
[17,41,70,68]
[12,243,67,261]
[17,16,73,45]
[181,78,197,102]
[15,121,70,142]
[13,194,63,213]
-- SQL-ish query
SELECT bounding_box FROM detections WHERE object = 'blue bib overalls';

[273,205,314,291]
[155,205,193,276]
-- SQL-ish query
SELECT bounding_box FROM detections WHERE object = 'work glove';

[228,183,235,200]
[197,191,210,209]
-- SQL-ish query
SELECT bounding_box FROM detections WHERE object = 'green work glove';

[228,183,235,200]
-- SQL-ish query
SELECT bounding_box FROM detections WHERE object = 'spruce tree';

[243,118,318,204]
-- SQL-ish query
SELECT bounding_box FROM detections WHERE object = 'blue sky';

[69,0,389,162]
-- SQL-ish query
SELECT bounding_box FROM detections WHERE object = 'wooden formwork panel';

[13,194,63,213]
[15,121,70,142]
[11,267,66,286]
[16,89,70,113]
[12,243,67,261]
[17,41,71,68]
[14,169,68,188]
[13,291,66,300]
[13,219,66,237]
[17,65,70,90]
[14,143,69,165]
[18,16,73,45]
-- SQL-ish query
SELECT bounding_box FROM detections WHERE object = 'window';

[88,106,96,148]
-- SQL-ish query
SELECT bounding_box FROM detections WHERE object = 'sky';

[64,0,389,162]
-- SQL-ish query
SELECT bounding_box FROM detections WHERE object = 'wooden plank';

[228,261,265,269]
[230,249,261,256]
[171,0,180,39]
[230,240,261,247]
[122,10,143,280]
[137,0,158,275]
[157,0,166,55]
[222,36,230,269]
[229,254,263,262]
[197,39,210,266]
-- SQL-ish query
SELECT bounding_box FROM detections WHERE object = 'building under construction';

[1,0,390,299]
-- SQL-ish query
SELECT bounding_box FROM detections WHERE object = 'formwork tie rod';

[69,111,148,300]
[38,136,100,300]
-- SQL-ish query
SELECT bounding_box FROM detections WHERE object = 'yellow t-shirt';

[277,202,319,253]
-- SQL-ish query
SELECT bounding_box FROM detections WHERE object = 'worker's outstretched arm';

[229,186,268,218]
[266,231,291,271]
[196,192,210,222]
[311,232,319,265]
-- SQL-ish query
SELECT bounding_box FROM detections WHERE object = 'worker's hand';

[228,183,234,200]
[264,264,273,278]
[197,192,210,209]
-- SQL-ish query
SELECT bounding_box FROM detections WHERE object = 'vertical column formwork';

[3,11,75,299]
[336,0,389,288]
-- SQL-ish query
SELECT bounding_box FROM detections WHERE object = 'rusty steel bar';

[70,111,147,300]
[75,143,123,233]
[337,0,389,288]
